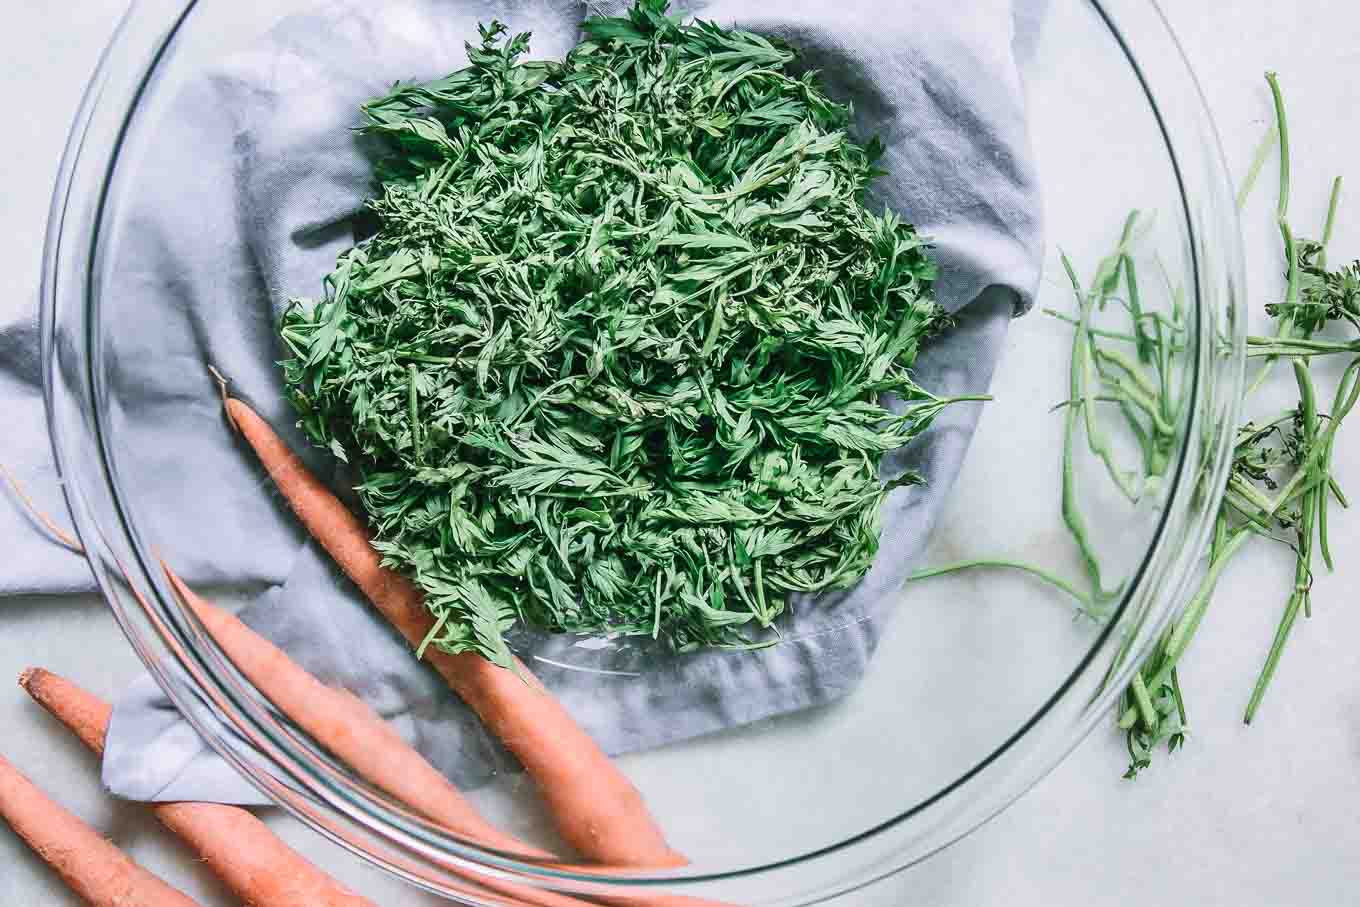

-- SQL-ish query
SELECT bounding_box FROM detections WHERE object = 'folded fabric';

[0,0,1045,802]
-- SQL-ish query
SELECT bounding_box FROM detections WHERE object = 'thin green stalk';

[1063,254,1142,504]
[1329,476,1349,508]
[1154,314,1175,427]
[1105,378,1176,439]
[1318,176,1343,268]
[1043,308,1187,349]
[1049,395,1125,412]
[1164,529,1253,665]
[1116,528,1253,728]
[1228,473,1275,515]
[1210,512,1227,560]
[753,558,770,625]
[1130,673,1159,732]
[1268,72,1292,224]
[1244,588,1304,725]
[1318,435,1338,569]
[1060,255,1122,596]
[906,559,1091,611]
[1299,486,1316,621]
[1293,357,1320,605]
[1114,397,1158,478]
[1246,336,1360,357]
[1170,666,1188,735]
[407,363,422,463]
[1121,253,1154,364]
[1294,358,1316,584]
[1095,347,1160,399]
[1244,359,1360,720]
[1236,125,1279,211]
[1262,360,1360,517]
[1246,73,1299,396]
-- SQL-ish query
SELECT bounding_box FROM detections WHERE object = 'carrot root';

[223,396,684,868]
[19,667,375,907]
[163,567,552,861]
[0,750,202,907]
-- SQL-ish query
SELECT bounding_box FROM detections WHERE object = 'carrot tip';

[17,668,39,691]
[208,365,242,432]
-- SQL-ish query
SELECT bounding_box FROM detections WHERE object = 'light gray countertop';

[3,2,1358,905]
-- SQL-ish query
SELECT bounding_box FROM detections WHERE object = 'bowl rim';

[40,0,1247,900]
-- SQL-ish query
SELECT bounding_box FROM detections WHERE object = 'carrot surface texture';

[162,568,549,860]
[224,396,684,869]
[167,570,740,907]
[19,667,374,907]
[0,749,202,907]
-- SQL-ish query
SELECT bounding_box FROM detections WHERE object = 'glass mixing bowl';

[42,0,1244,902]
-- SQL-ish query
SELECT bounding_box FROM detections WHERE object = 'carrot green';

[279,2,967,665]
[909,72,1360,777]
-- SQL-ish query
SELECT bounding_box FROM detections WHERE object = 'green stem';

[1244,588,1304,725]
[754,558,770,625]
[1095,347,1159,399]
[1235,125,1278,211]
[1246,73,1299,393]
[1319,176,1343,269]
[1292,357,1319,616]
[930,393,995,406]
[1165,529,1253,663]
[907,559,1091,610]
[1117,528,1253,728]
[1228,474,1275,516]
[1042,309,1187,349]
[1263,360,1360,516]
[407,364,422,463]
[1267,72,1292,223]
[1049,395,1125,412]
[1069,259,1142,503]
[1130,673,1158,732]
[1330,475,1349,508]
[1246,337,1360,357]
[1171,666,1188,732]
[1246,336,1360,351]
[701,292,726,358]
[1061,256,1120,594]
[1244,360,1360,719]
[1121,253,1154,364]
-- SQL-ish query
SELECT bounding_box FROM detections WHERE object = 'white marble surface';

[3,2,1359,905]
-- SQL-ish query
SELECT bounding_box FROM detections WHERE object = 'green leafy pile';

[279,2,960,666]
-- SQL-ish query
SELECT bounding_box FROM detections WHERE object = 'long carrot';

[0,750,202,907]
[17,665,726,907]
[167,573,741,907]
[19,668,374,907]
[223,396,683,868]
[160,569,548,861]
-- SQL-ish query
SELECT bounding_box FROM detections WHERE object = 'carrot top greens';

[911,73,1360,777]
[279,1,965,666]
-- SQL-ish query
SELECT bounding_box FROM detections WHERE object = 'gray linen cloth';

[0,0,1045,802]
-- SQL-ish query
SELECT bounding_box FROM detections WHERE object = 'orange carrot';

[163,575,735,907]
[18,668,658,907]
[0,750,201,907]
[224,396,683,868]
[164,573,739,907]
[19,668,374,907]
[160,570,547,861]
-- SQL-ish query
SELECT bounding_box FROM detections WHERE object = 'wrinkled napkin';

[0,0,1045,802]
